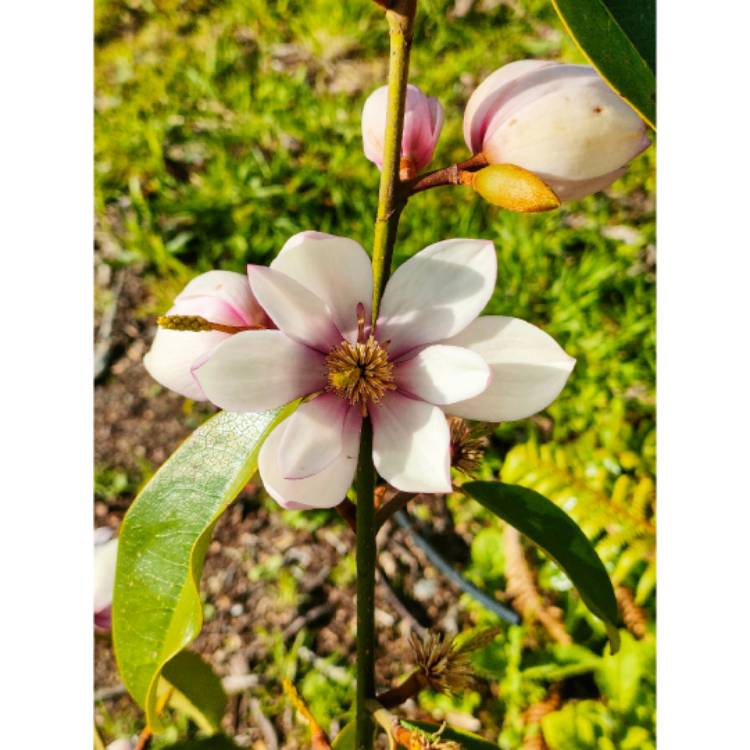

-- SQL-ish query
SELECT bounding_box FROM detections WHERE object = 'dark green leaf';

[552,0,655,128]
[163,650,227,733]
[463,481,620,651]
[113,406,293,729]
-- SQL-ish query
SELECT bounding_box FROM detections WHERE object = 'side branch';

[405,152,488,196]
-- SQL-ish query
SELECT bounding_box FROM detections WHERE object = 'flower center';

[325,336,395,409]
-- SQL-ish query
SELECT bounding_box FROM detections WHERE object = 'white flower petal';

[272,232,373,342]
[177,269,268,325]
[441,316,575,421]
[371,392,451,493]
[194,330,326,412]
[144,326,228,401]
[377,239,497,357]
[279,394,348,479]
[94,537,118,613]
[395,345,490,405]
[248,265,341,351]
[544,166,628,202]
[484,69,649,182]
[259,408,362,509]
[463,59,557,152]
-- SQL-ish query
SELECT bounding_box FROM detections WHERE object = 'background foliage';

[95,0,655,746]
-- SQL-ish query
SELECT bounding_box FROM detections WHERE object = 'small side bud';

[468,164,560,212]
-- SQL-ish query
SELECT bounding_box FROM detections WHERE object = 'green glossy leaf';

[331,719,356,749]
[463,481,620,651]
[113,406,292,729]
[409,721,499,749]
[552,0,655,128]
[162,650,227,733]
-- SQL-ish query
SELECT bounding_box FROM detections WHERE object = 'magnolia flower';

[362,83,444,174]
[143,270,271,401]
[189,232,574,509]
[94,527,118,632]
[463,60,650,201]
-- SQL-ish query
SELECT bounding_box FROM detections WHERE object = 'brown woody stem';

[376,670,426,709]
[405,152,488,196]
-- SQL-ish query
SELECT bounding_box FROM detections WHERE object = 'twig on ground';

[250,697,279,750]
[94,270,124,381]
[395,510,520,625]
[376,562,429,637]
[282,602,335,642]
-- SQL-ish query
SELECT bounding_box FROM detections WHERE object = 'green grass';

[96,0,655,747]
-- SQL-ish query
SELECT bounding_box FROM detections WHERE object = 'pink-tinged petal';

[361,85,389,169]
[402,86,444,171]
[259,408,362,509]
[362,84,444,172]
[371,392,451,493]
[543,166,627,202]
[441,316,575,421]
[248,265,341,352]
[395,344,490,405]
[194,330,326,412]
[483,71,649,182]
[463,60,557,152]
[143,326,228,401]
[177,269,269,326]
[271,232,373,342]
[94,536,118,618]
[377,239,497,357]
[279,394,348,479]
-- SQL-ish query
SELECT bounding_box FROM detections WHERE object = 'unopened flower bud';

[468,163,560,212]
[463,60,650,201]
[362,84,444,175]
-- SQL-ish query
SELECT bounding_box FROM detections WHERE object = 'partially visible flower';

[362,84,444,174]
[463,60,650,200]
[106,740,135,750]
[94,527,118,632]
[185,231,574,509]
[143,271,271,400]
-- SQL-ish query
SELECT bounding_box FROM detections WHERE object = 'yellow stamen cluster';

[156,315,255,335]
[325,336,395,409]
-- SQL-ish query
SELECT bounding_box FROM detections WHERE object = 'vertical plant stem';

[355,421,376,749]
[370,0,417,321]
[355,3,417,748]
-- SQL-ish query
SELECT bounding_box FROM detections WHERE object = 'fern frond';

[503,526,571,645]
[499,439,656,608]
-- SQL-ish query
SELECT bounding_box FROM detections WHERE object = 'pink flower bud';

[362,84,444,173]
[143,270,271,401]
[463,60,650,201]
